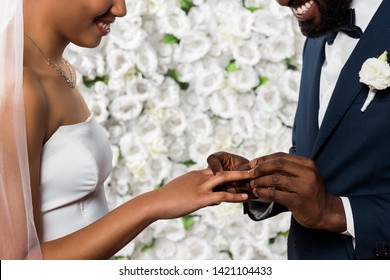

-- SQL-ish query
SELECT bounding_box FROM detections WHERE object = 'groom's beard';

[297,0,352,38]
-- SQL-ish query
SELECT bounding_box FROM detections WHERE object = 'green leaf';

[284,58,298,71]
[180,0,194,14]
[82,75,109,88]
[182,215,195,230]
[141,238,155,253]
[220,250,234,260]
[225,60,237,73]
[246,6,262,12]
[378,50,389,62]
[167,69,190,90]
[258,75,269,86]
[179,159,197,167]
[162,34,180,45]
[115,255,129,260]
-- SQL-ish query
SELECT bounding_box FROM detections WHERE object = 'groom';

[208,0,390,259]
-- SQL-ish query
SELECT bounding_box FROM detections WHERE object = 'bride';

[0,0,250,259]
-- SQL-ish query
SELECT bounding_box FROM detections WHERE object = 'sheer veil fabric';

[0,0,41,259]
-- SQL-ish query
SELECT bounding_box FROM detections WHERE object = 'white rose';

[188,137,216,164]
[252,111,283,134]
[164,108,187,136]
[176,63,195,83]
[359,57,390,90]
[166,136,188,163]
[144,155,171,184]
[157,7,191,38]
[176,237,213,260]
[261,34,296,63]
[255,83,283,113]
[144,137,168,158]
[194,64,225,96]
[186,113,213,139]
[208,89,238,119]
[228,66,259,93]
[213,120,233,150]
[110,144,120,167]
[112,17,147,50]
[154,238,179,260]
[135,42,159,78]
[153,219,186,242]
[252,10,288,37]
[119,132,148,164]
[144,0,168,17]
[93,81,108,96]
[109,95,143,121]
[174,32,212,64]
[229,235,255,260]
[231,111,254,139]
[106,49,135,79]
[88,97,109,123]
[125,77,157,102]
[111,179,130,197]
[107,77,125,94]
[76,56,97,80]
[212,0,242,20]
[232,39,261,67]
[122,0,146,17]
[105,120,126,144]
[228,9,254,39]
[115,242,135,258]
[278,69,301,102]
[256,61,286,80]
[136,114,162,139]
[271,126,292,153]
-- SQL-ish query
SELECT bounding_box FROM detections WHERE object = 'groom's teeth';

[293,0,314,15]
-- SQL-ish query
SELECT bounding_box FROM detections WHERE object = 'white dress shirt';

[318,0,383,239]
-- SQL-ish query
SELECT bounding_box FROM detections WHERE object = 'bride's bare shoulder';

[23,66,48,134]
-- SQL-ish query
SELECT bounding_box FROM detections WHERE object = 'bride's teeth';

[98,22,110,31]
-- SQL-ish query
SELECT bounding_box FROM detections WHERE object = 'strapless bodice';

[40,115,112,242]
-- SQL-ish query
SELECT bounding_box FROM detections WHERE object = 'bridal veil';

[0,0,41,259]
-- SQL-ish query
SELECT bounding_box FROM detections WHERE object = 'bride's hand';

[150,168,250,220]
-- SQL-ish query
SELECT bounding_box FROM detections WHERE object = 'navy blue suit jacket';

[246,0,390,259]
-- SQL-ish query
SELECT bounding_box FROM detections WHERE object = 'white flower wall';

[67,0,305,259]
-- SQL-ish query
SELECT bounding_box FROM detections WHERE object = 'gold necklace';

[24,33,76,88]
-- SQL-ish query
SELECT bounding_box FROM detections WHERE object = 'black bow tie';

[325,8,363,45]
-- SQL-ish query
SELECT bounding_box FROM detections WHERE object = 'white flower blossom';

[232,39,261,66]
[208,89,238,119]
[109,95,143,121]
[68,0,304,260]
[173,32,212,64]
[157,7,191,38]
[228,66,260,93]
[359,51,390,112]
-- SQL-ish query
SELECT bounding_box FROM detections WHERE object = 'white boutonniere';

[359,50,390,112]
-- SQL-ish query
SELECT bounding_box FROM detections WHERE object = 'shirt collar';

[351,0,383,32]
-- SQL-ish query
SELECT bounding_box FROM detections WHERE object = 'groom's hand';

[207,151,250,173]
[207,151,253,197]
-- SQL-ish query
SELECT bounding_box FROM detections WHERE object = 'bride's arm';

[40,169,249,259]
[23,71,249,260]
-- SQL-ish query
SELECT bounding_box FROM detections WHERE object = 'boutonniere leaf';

[359,50,390,112]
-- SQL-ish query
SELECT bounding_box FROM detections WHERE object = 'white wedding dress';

[39,114,112,242]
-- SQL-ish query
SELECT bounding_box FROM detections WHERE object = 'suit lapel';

[298,37,325,157]
[311,0,390,158]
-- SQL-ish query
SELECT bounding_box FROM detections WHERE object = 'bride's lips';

[291,0,318,22]
[95,19,114,36]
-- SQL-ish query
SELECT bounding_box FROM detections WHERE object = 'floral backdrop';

[67,0,305,259]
